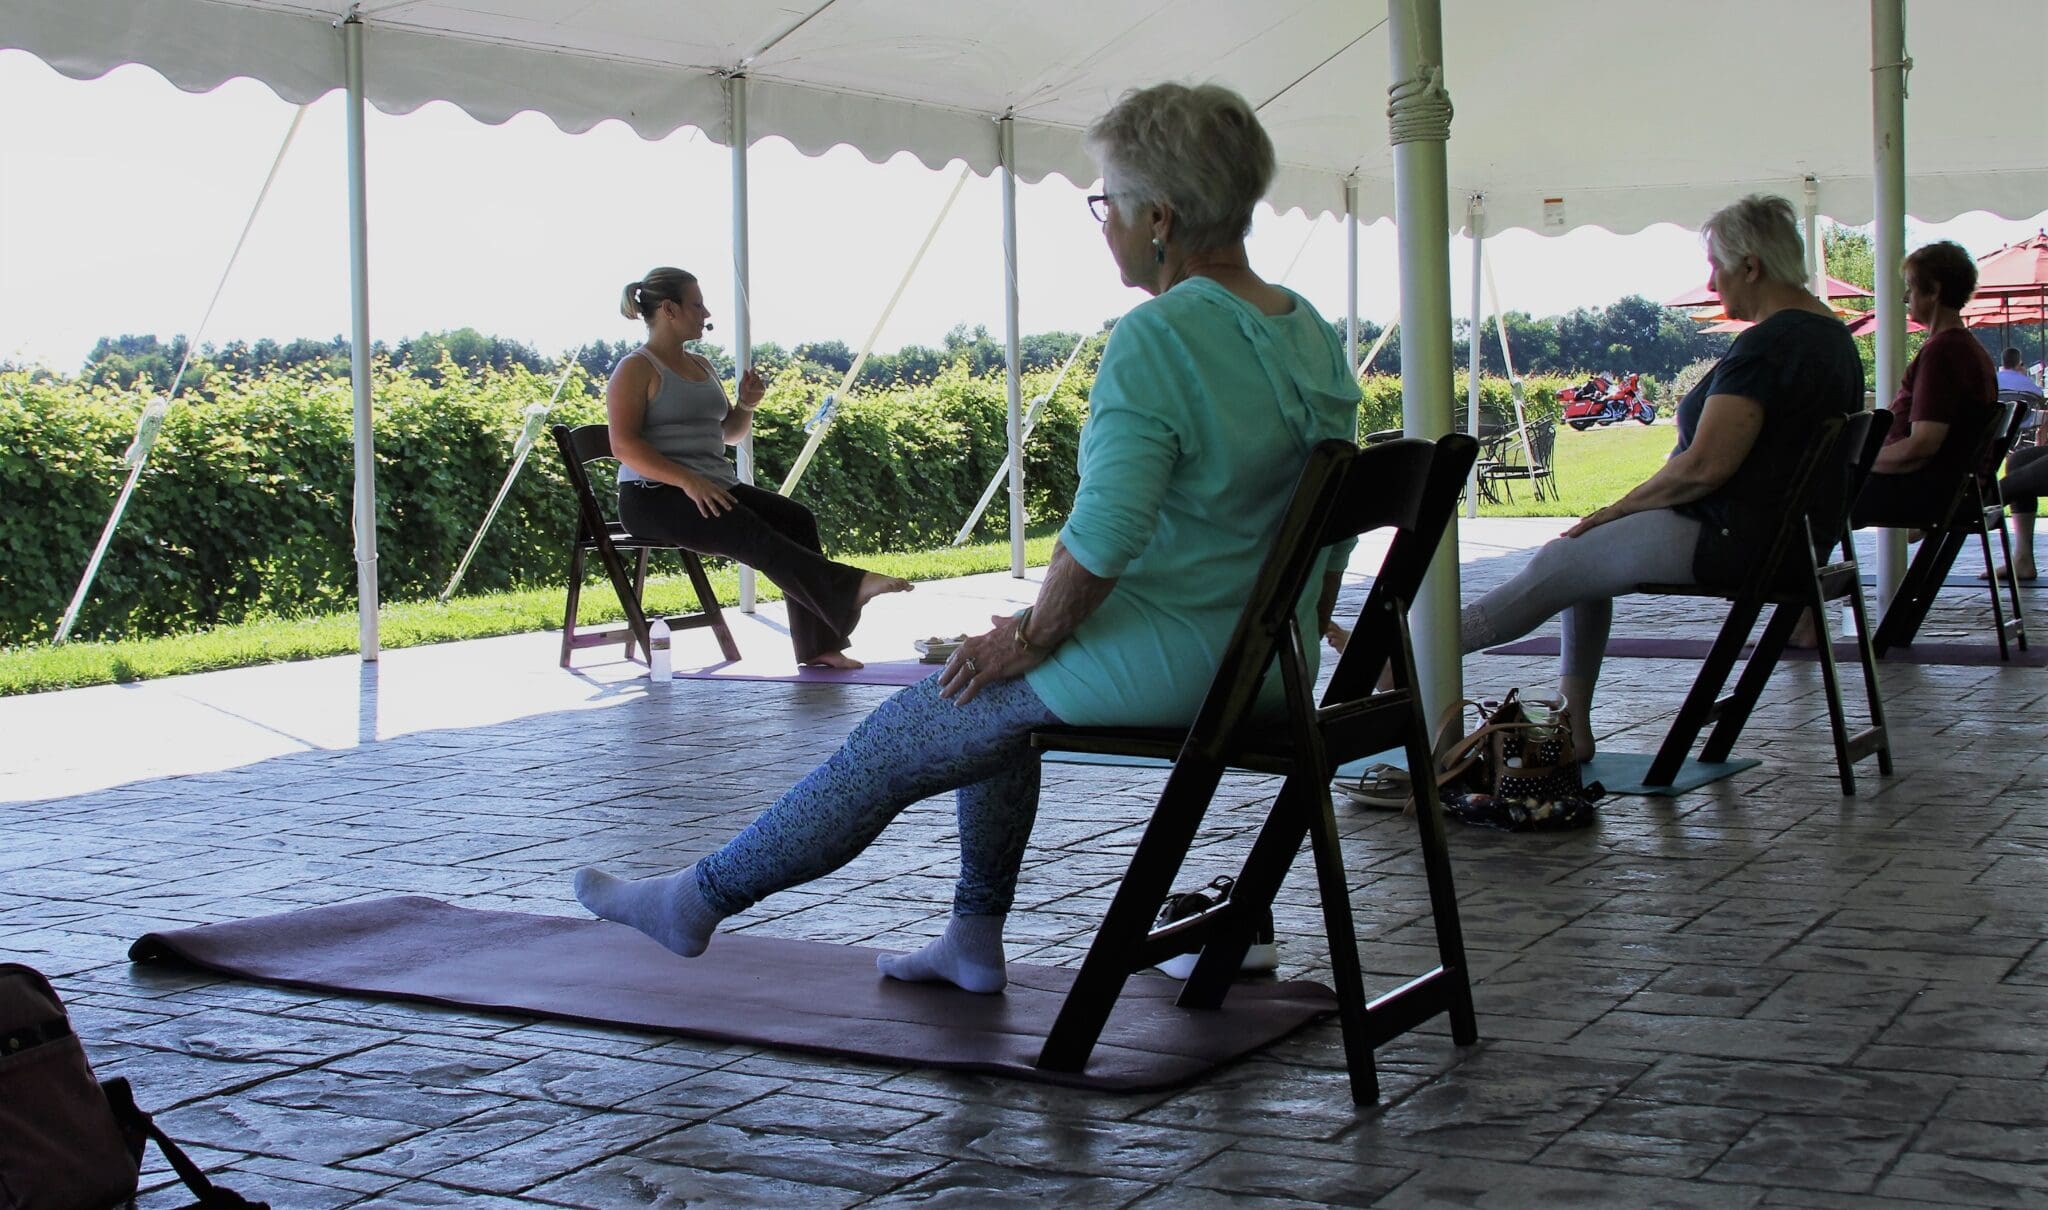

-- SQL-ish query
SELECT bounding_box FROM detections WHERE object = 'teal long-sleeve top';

[1024,277,1362,727]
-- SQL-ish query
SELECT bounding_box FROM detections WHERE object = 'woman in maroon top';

[1852,241,1998,526]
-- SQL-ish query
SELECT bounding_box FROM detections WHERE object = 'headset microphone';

[702,320,716,332]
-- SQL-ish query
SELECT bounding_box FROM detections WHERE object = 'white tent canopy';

[8,0,2046,712]
[10,0,2045,235]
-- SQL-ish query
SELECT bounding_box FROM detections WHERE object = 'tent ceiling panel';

[7,0,2044,234]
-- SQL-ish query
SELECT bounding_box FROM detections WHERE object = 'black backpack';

[0,963,266,1210]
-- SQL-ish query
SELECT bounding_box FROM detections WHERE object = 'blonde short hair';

[1701,195,1807,289]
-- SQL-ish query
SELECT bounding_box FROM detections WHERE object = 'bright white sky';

[3,50,2044,374]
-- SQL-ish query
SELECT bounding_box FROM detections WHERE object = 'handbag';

[1434,690,1601,831]
[0,962,267,1210]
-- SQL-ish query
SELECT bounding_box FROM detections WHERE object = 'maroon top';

[1885,328,1996,456]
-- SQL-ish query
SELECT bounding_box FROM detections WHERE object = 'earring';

[1151,237,1165,265]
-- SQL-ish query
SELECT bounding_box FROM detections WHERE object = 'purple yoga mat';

[130,897,1337,1092]
[1485,635,2047,667]
[673,658,937,686]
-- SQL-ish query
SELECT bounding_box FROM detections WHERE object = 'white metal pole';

[1388,0,1461,721]
[1345,177,1360,381]
[999,116,1026,577]
[1872,0,1910,607]
[343,16,379,661]
[730,74,757,613]
[1802,175,1826,299]
[1466,194,1484,519]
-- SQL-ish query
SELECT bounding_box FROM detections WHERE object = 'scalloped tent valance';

[6,0,2044,235]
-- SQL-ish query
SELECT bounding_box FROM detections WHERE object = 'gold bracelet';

[1012,606,1051,655]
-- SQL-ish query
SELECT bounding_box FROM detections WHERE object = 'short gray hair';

[1085,83,1276,254]
[1700,195,1808,289]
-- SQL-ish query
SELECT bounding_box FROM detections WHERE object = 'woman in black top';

[1458,196,1863,760]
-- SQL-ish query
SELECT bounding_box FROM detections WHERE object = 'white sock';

[876,913,1007,994]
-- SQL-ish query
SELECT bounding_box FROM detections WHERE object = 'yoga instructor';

[574,83,1361,994]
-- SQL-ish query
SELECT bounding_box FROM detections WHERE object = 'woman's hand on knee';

[937,615,1046,705]
[677,471,737,518]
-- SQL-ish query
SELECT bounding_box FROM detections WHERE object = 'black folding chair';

[1029,435,1481,1104]
[552,423,740,669]
[1869,401,2029,659]
[1632,411,1893,795]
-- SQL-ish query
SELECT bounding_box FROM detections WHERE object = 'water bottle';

[647,618,672,682]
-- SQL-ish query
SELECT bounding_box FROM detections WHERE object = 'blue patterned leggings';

[694,673,1062,918]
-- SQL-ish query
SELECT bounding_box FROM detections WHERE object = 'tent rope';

[438,351,583,602]
[778,163,970,497]
[53,105,309,644]
[952,329,1093,546]
[1387,65,1453,145]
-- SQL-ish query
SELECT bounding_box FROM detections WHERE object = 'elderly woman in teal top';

[575,83,1361,994]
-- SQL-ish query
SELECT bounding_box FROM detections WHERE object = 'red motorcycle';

[1561,372,1656,430]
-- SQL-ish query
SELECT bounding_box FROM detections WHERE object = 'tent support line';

[1483,248,1533,468]
[952,328,1091,547]
[438,358,580,602]
[1356,321,1396,378]
[730,73,758,611]
[779,163,970,499]
[52,105,309,645]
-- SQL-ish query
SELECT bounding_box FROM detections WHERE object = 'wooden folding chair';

[1870,400,2029,659]
[1029,435,1481,1104]
[552,423,740,669]
[1632,411,1893,795]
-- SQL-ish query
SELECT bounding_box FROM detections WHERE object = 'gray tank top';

[615,351,739,487]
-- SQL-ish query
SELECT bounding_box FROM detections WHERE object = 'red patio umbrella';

[1970,232,2048,368]
[1665,275,1873,308]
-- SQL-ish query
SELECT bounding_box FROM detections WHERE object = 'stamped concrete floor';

[4,519,2045,1208]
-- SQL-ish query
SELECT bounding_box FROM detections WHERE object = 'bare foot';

[856,572,913,608]
[802,651,864,670]
[1981,564,2039,582]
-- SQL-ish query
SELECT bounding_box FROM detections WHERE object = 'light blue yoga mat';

[1043,748,1404,780]
[1579,752,1758,797]
[1048,748,1755,798]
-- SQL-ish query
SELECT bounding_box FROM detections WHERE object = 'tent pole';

[730,73,757,613]
[999,115,1025,577]
[1803,175,1826,298]
[1871,0,1909,610]
[1466,194,1484,520]
[1345,177,1360,383]
[343,15,379,662]
[1388,0,1461,723]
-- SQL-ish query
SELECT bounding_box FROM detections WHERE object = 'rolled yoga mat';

[130,896,1338,1093]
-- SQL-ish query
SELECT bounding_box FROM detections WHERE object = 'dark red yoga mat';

[129,897,1336,1092]
[1485,635,2047,667]
[672,658,936,686]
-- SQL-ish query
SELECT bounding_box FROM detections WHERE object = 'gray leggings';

[1461,508,1702,682]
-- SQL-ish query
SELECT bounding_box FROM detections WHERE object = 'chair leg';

[1699,600,1800,765]
[1874,525,1964,652]
[1396,658,1477,1048]
[561,543,586,668]
[1845,570,1895,777]
[681,551,742,662]
[1998,517,2028,652]
[627,548,652,663]
[1805,588,1859,795]
[1037,761,1227,1077]
[1647,599,1763,786]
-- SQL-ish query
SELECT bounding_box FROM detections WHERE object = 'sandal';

[1152,875,1278,979]
[1335,763,1412,811]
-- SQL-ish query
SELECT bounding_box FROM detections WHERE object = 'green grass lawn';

[1477,420,1670,519]
[2,430,1668,697]
[0,533,1059,697]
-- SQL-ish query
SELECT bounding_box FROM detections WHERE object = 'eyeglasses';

[1087,193,1112,224]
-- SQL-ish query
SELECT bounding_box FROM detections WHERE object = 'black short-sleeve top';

[1670,309,1864,584]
